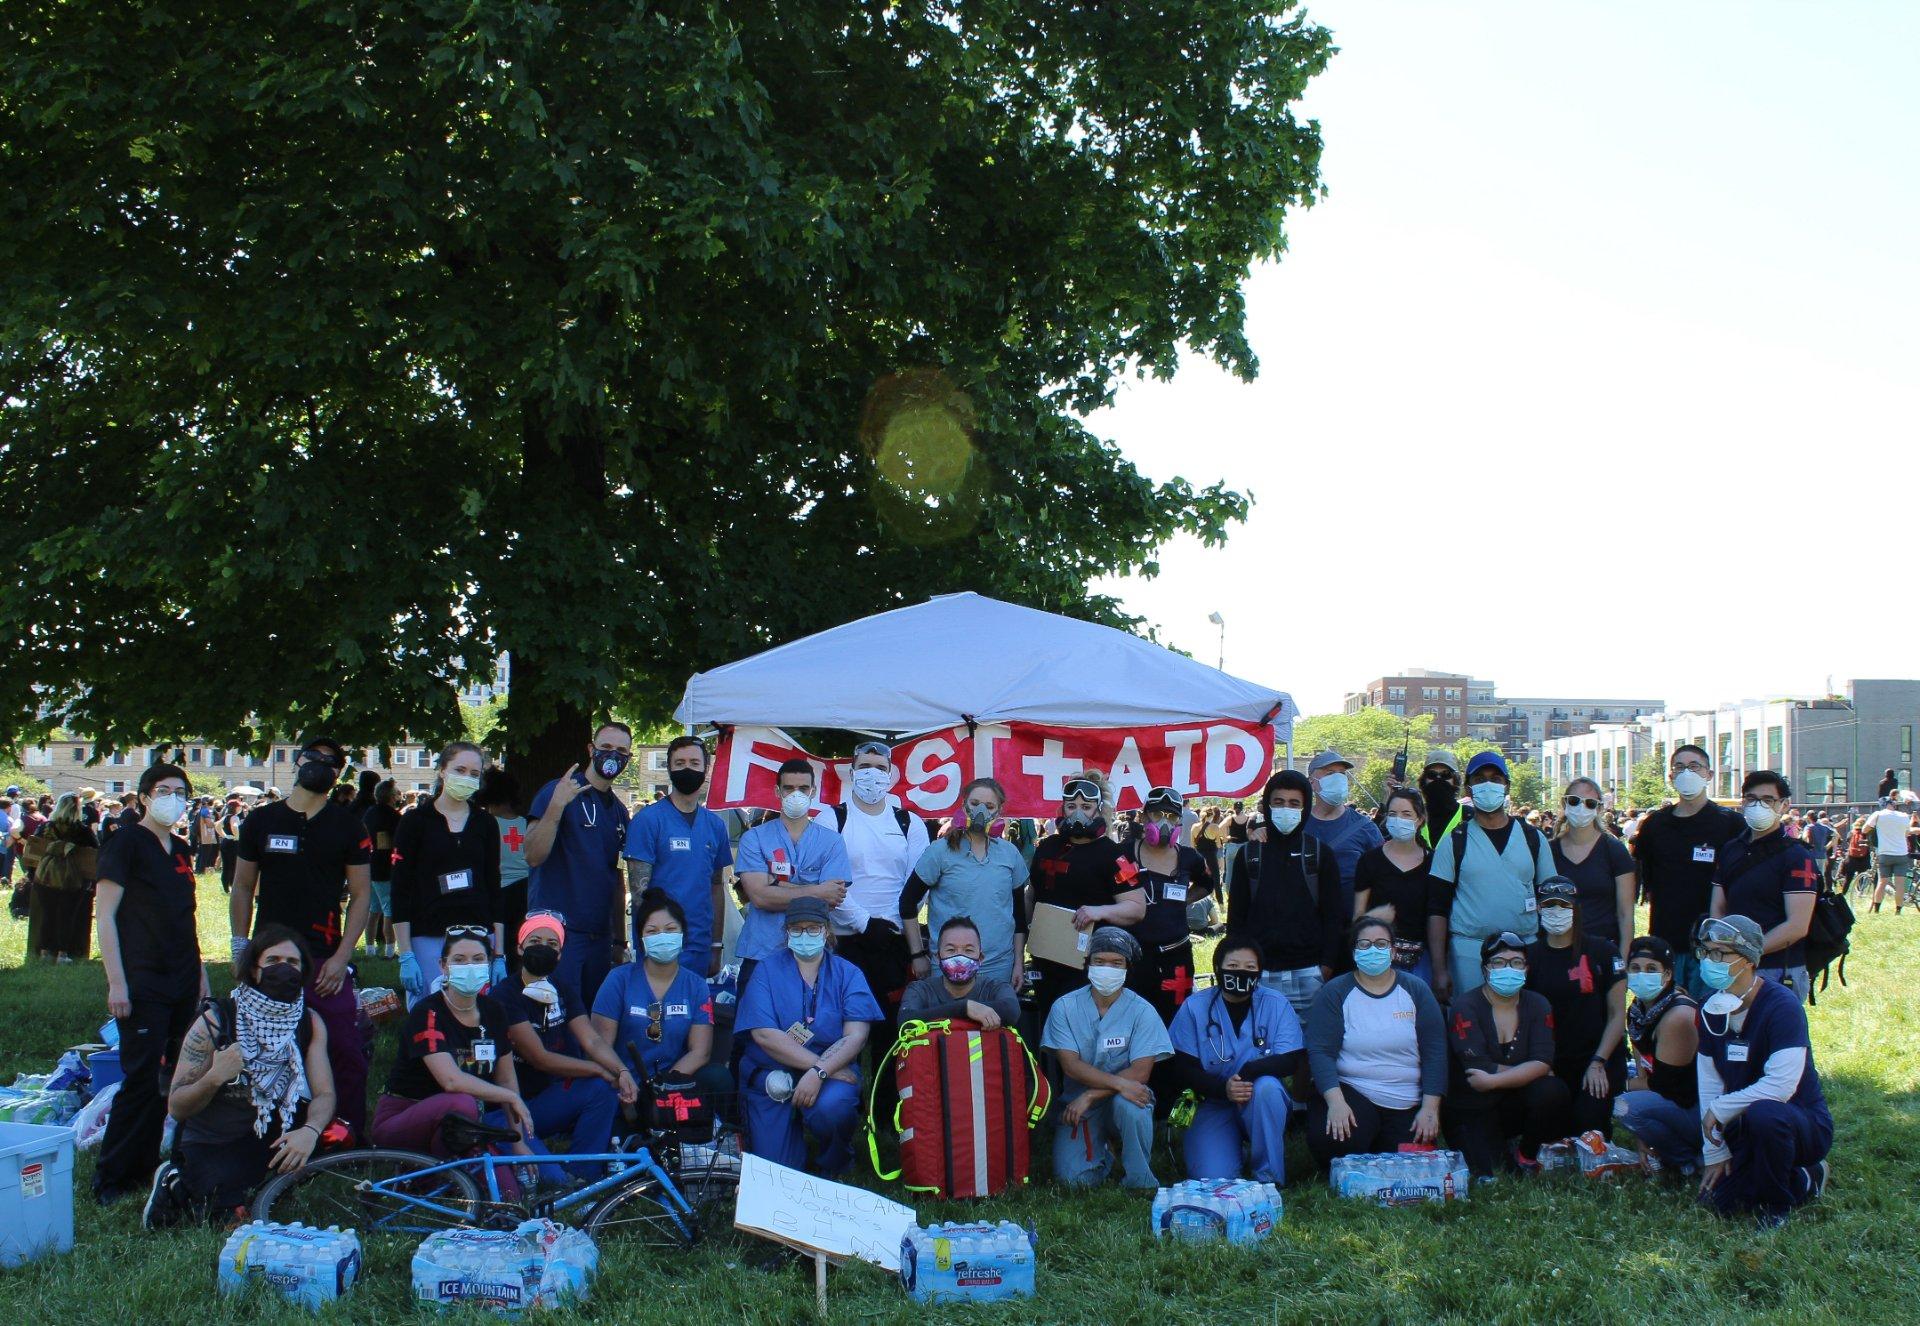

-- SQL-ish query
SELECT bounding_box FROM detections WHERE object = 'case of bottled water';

[899,1220,1037,1304]
[1149,1179,1281,1243]
[411,1219,597,1314]
[1328,1150,1470,1205]
[217,1221,361,1309]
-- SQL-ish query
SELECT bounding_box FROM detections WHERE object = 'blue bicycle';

[251,1115,739,1247]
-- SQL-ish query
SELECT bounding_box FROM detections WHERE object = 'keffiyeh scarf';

[233,982,310,1138]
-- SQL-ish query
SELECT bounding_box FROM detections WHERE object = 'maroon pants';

[309,972,368,1137]
[371,1092,479,1157]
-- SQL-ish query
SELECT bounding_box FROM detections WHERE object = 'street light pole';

[1207,612,1225,670]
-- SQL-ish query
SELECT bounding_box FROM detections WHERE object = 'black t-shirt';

[1029,834,1138,919]
[1352,846,1436,954]
[1630,802,1746,947]
[1124,842,1215,949]
[239,799,373,954]
[1525,937,1625,1071]
[494,972,585,1098]
[96,825,199,1000]
[385,990,513,1101]
[1549,832,1636,945]
[364,803,402,883]
[389,804,501,937]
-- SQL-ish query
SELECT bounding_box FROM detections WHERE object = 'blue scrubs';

[623,799,732,969]
[592,962,714,1079]
[734,950,881,1175]
[733,821,853,963]
[526,774,630,1006]
[487,973,618,1182]
[1167,986,1302,1184]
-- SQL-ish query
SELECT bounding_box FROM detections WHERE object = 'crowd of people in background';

[24,725,1874,1234]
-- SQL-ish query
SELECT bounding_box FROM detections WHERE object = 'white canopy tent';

[675,592,1293,740]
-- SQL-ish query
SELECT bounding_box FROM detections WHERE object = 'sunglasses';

[647,1001,664,1043]
[444,924,493,952]
[298,749,343,768]
[1563,795,1600,810]
[524,908,567,928]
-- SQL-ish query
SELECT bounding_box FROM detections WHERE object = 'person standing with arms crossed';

[230,737,373,1137]
[525,722,634,1007]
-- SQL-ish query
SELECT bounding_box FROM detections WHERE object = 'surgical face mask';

[255,963,305,1004]
[1086,965,1127,996]
[642,932,684,964]
[147,792,188,825]
[520,944,561,977]
[1353,946,1393,977]
[780,789,813,820]
[1219,970,1259,999]
[444,773,481,802]
[668,767,705,796]
[1384,815,1418,842]
[788,930,827,960]
[1626,972,1666,1002]
[446,962,490,995]
[1470,782,1509,813]
[1563,803,1597,829]
[589,747,631,780]
[1538,907,1575,935]
[1671,769,1709,800]
[939,954,980,985]
[1743,802,1778,833]
[1484,967,1527,997]
[1699,957,1737,991]
[851,766,890,806]
[1268,806,1302,835]
[965,802,996,831]
[1317,772,1350,806]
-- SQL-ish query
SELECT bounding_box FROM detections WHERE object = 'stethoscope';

[1200,987,1272,1066]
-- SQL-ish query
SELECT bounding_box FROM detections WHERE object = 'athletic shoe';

[141,1161,184,1230]
[1756,1208,1791,1231]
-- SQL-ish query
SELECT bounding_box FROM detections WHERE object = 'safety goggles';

[852,740,893,761]
[1144,785,1185,813]
[1061,778,1102,803]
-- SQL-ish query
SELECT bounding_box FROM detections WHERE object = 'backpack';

[1239,837,1320,907]
[1802,877,1855,1006]
[202,994,316,1056]
[833,803,914,837]
[867,1017,1050,1199]
[1447,818,1545,887]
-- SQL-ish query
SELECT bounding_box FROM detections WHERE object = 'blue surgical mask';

[1626,972,1666,1002]
[1269,806,1302,834]
[1353,946,1393,977]
[1485,967,1527,997]
[1699,958,1735,991]
[1317,773,1350,806]
[642,933,684,964]
[1384,815,1418,842]
[1470,783,1509,813]
[446,963,490,995]
[788,930,827,960]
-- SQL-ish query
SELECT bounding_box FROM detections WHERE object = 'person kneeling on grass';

[490,911,639,1179]
[898,915,1022,1028]
[146,925,336,1228]
[1041,926,1173,1190]
[1612,936,1701,1173]
[370,930,539,1170]
[735,896,881,1176]
[1693,915,1832,1228]
[1166,936,1302,1184]
[591,889,736,1120]
[1441,931,1569,1178]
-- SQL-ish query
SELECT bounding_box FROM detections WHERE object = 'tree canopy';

[1292,709,1499,810]
[0,2,1333,780]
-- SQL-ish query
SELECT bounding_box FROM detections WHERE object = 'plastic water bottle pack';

[900,1221,1038,1304]
[218,1221,362,1310]
[412,1218,597,1315]
[1328,1150,1470,1206]
[1150,1179,1282,1243]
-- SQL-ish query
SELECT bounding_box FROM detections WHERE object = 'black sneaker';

[141,1161,184,1230]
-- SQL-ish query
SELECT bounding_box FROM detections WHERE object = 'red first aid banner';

[709,720,1274,818]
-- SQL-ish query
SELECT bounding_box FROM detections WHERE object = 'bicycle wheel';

[252,1148,483,1235]
[671,1146,740,1234]
[583,1174,699,1248]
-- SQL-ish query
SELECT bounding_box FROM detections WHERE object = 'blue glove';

[398,951,423,996]
[491,956,509,987]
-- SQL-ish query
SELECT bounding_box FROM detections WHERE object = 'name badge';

[438,868,474,894]
[669,836,692,852]
[472,1039,496,1067]
[666,1003,690,1017]
[1100,1035,1128,1053]
[1164,882,1189,903]
[786,1021,814,1046]
[1076,931,1091,954]
[771,859,793,880]
[1727,1043,1750,1063]
[1693,846,1717,863]
[267,835,299,854]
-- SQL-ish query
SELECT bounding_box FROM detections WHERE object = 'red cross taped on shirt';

[1451,1012,1472,1041]
[502,825,526,852]
[1160,965,1194,1003]
[1791,859,1821,889]
[413,1010,448,1054]
[1037,856,1070,880]
[1115,857,1141,887]
[1570,955,1595,995]
[173,854,194,877]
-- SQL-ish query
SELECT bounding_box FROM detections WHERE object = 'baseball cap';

[785,896,831,928]
[1421,751,1459,774]
[1308,751,1354,775]
[1536,876,1578,906]
[1465,751,1510,780]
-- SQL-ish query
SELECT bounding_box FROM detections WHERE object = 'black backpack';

[1802,878,1855,1006]
[1238,837,1321,906]
[832,803,914,837]
[200,994,315,1056]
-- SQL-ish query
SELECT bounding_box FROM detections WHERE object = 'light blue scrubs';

[1167,986,1302,1184]
[908,837,1030,983]
[735,950,881,1176]
[623,799,732,964]
[1041,986,1173,1189]
[733,822,853,963]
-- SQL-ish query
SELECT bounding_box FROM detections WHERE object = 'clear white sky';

[1094,0,1917,717]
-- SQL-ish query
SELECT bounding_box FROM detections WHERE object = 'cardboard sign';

[712,719,1273,818]
[733,1152,917,1270]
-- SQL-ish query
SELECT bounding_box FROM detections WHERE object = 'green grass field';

[2,873,1916,1323]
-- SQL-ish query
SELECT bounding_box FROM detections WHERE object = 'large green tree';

[0,2,1332,781]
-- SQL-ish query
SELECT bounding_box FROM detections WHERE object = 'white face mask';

[850,767,889,807]
[1269,806,1302,834]
[1563,803,1597,829]
[148,793,188,825]
[1702,990,1744,1017]
[1087,965,1127,996]
[1538,907,1575,935]
[1671,769,1709,800]
[1743,802,1778,833]
[780,790,813,821]
[1384,815,1419,842]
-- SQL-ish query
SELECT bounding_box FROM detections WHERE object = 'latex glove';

[491,956,509,987]
[398,951,424,996]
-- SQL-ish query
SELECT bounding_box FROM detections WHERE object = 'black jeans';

[94,992,198,1197]
[1443,1074,1572,1177]
[1307,1084,1422,1169]
[836,919,911,1120]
